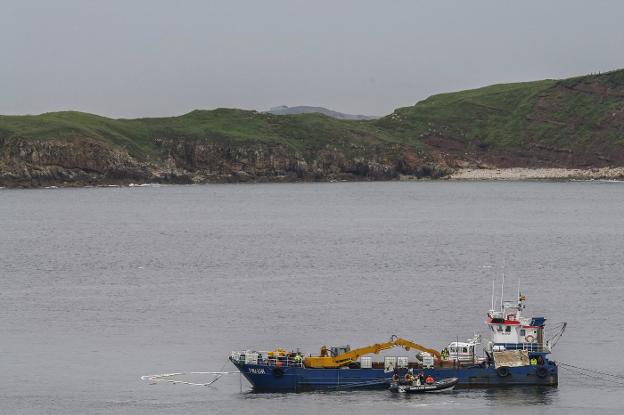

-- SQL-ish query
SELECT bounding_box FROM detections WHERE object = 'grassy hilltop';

[0,108,392,159]
[380,69,624,166]
[1,69,624,186]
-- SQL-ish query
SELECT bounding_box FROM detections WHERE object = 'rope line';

[324,378,390,390]
[141,370,238,387]
[559,366,624,387]
[142,360,237,387]
[545,322,567,348]
[558,362,624,380]
[558,363,624,386]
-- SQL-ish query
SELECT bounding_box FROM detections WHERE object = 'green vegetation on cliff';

[0,108,394,160]
[378,70,624,165]
[377,80,556,145]
[1,69,624,187]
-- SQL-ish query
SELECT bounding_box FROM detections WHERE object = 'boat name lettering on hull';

[249,368,266,374]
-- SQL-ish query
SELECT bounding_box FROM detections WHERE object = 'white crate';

[422,353,434,369]
[384,356,397,372]
[397,356,409,369]
[244,352,259,365]
[360,356,372,369]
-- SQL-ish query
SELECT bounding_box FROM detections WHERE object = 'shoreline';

[445,167,624,181]
[2,167,624,189]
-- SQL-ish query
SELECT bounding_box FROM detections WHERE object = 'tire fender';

[536,366,549,378]
[496,366,511,377]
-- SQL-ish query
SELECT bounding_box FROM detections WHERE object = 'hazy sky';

[2,0,624,118]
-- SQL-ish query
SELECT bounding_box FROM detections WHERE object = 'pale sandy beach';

[448,167,624,181]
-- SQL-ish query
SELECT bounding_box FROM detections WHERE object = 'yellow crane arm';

[392,337,442,360]
[332,341,396,365]
[303,336,441,368]
[304,341,395,368]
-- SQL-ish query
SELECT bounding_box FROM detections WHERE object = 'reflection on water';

[385,386,558,406]
[238,386,562,415]
[481,386,558,406]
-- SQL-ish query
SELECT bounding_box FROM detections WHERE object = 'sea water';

[1,181,623,414]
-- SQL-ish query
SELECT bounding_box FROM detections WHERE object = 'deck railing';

[230,351,305,367]
[493,342,551,353]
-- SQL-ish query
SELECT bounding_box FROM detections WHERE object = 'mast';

[500,270,505,311]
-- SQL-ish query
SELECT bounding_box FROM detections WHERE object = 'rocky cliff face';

[4,70,623,187]
[0,137,149,187]
[0,136,449,187]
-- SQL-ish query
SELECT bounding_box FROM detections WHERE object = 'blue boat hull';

[230,359,558,392]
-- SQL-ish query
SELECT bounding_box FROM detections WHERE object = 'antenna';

[491,280,495,310]
[500,269,505,311]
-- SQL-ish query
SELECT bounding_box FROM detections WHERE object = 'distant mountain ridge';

[266,105,379,120]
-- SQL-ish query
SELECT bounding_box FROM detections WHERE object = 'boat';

[389,377,458,394]
[229,288,566,392]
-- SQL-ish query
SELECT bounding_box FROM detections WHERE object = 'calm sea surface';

[2,182,624,414]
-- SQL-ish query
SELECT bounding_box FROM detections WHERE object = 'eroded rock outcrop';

[0,136,449,187]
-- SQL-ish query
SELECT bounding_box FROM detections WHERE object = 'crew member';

[320,346,328,357]
[530,357,538,366]
[392,368,400,383]
[405,372,414,384]
[425,375,435,384]
[294,353,303,365]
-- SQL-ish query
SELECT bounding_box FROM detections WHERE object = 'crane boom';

[303,336,440,368]
[392,337,442,360]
